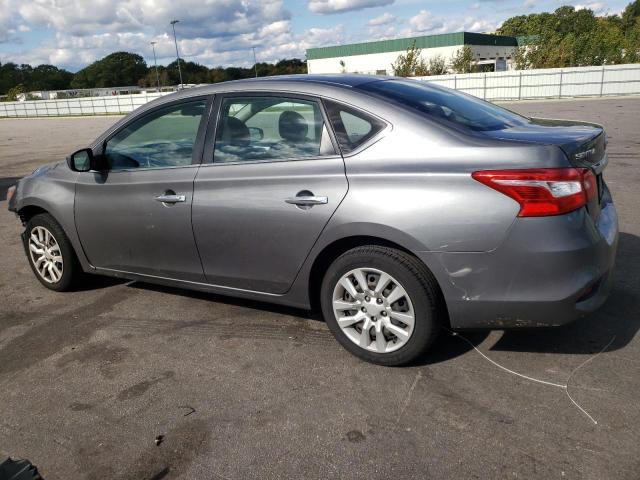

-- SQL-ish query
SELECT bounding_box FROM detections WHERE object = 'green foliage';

[0,62,73,95]
[622,0,640,33]
[391,41,429,77]
[497,2,640,68]
[6,83,25,101]
[71,52,148,89]
[450,45,476,73]
[427,55,448,75]
[1,52,307,96]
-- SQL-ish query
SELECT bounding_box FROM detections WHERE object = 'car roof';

[158,74,392,102]
[198,74,385,90]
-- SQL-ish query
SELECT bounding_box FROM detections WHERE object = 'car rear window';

[324,101,386,154]
[359,79,529,132]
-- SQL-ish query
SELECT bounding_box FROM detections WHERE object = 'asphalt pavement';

[0,97,639,479]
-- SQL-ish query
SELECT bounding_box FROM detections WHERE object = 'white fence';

[0,91,171,118]
[1,64,639,118]
[415,63,640,101]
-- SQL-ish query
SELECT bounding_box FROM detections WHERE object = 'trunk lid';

[481,118,607,173]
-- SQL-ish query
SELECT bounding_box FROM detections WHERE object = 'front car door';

[75,97,212,282]
[192,93,348,294]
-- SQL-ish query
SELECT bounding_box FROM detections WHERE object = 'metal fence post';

[454,75,457,90]
[558,69,563,99]
[518,71,522,100]
[483,73,487,100]
[600,65,605,97]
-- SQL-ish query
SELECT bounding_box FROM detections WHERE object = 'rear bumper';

[419,190,618,329]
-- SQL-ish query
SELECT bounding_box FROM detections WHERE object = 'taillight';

[472,168,597,217]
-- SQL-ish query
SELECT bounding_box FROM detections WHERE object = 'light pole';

[252,46,258,78]
[150,41,160,91]
[170,20,184,88]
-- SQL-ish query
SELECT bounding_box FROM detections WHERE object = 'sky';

[0,0,630,72]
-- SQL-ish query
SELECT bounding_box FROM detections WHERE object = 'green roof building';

[306,32,520,75]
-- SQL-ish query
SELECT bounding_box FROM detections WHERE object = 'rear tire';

[320,245,442,366]
[24,213,80,292]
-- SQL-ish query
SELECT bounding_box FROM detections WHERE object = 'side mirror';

[67,148,94,172]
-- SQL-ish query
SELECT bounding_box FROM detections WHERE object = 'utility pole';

[252,46,258,78]
[150,41,160,91]
[170,20,184,88]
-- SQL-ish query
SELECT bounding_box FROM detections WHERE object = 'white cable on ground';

[446,328,616,425]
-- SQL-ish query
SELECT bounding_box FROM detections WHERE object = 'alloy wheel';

[332,267,415,354]
[28,226,64,284]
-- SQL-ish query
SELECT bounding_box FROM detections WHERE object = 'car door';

[75,97,212,282]
[192,93,348,294]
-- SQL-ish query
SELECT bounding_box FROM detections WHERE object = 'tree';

[29,65,73,91]
[71,52,148,89]
[391,41,429,77]
[138,67,170,89]
[622,0,640,33]
[427,55,447,75]
[512,46,530,70]
[0,62,73,95]
[497,3,640,69]
[6,83,25,101]
[450,45,476,73]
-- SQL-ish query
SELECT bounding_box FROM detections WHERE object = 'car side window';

[324,100,386,154]
[213,96,335,163]
[104,100,206,170]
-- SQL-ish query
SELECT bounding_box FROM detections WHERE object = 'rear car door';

[192,93,348,294]
[75,97,211,282]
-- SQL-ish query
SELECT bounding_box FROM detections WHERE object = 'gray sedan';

[7,75,618,365]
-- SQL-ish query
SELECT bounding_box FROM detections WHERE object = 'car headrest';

[279,111,308,143]
[220,116,250,147]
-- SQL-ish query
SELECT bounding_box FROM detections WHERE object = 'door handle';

[155,194,186,204]
[285,196,328,206]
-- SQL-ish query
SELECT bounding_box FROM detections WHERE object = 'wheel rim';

[332,267,415,354]
[28,226,64,284]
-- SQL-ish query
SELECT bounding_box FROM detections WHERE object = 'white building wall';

[307,45,518,75]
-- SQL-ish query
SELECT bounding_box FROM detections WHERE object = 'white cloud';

[0,0,498,72]
[1,9,344,72]
[308,0,394,14]
[1,0,316,70]
[406,9,497,35]
[573,2,607,15]
[0,2,20,42]
[15,0,290,39]
[368,12,396,26]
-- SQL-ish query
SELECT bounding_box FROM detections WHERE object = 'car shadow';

[75,274,127,291]
[127,281,325,322]
[74,232,639,365]
[485,231,640,356]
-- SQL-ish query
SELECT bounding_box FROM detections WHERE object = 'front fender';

[13,167,94,272]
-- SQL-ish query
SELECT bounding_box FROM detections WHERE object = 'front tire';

[320,246,442,366]
[24,213,80,291]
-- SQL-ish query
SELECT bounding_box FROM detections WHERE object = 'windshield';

[359,79,529,131]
